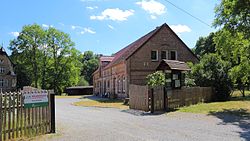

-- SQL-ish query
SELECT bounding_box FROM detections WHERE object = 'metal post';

[49,90,56,133]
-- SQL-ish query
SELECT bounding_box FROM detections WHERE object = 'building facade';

[0,47,16,92]
[93,23,199,99]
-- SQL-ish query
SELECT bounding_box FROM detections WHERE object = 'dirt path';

[39,97,249,141]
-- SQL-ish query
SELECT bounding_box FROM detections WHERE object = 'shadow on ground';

[209,109,250,140]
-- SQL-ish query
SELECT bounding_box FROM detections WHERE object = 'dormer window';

[151,50,158,61]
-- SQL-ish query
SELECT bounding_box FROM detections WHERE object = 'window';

[0,79,4,87]
[161,50,168,60]
[170,51,177,60]
[0,67,5,73]
[123,77,126,92]
[151,50,158,61]
[0,59,3,64]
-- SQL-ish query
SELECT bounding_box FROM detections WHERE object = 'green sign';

[24,92,48,108]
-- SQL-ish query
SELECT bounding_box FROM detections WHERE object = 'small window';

[151,50,158,61]
[170,51,177,60]
[123,77,126,92]
[0,59,3,64]
[0,79,4,87]
[0,67,5,73]
[161,51,168,60]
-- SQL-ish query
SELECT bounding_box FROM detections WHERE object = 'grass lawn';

[73,97,129,110]
[177,90,250,117]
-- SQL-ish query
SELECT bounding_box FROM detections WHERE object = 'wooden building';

[93,23,199,99]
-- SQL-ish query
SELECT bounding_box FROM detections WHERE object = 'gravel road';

[41,97,249,141]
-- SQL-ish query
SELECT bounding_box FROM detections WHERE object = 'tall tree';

[214,0,250,39]
[46,27,82,94]
[213,0,250,96]
[9,24,82,95]
[193,32,216,58]
[81,51,99,85]
[9,24,45,88]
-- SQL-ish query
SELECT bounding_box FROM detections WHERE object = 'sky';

[0,0,219,55]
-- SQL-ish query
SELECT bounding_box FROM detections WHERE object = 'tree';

[213,0,250,97]
[193,32,216,58]
[46,27,82,94]
[9,24,82,95]
[191,54,232,101]
[81,51,99,85]
[214,0,250,39]
[9,24,45,88]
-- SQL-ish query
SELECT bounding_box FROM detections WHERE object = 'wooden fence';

[167,87,213,109]
[129,85,149,112]
[0,90,54,141]
[128,84,213,112]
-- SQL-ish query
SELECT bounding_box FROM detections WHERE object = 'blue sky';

[0,0,219,55]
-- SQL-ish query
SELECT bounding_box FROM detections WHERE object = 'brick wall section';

[93,23,199,99]
[128,25,198,87]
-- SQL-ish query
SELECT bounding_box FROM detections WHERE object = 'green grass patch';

[73,98,128,110]
[178,93,250,117]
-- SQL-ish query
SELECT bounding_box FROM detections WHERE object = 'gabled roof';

[157,60,191,71]
[100,56,114,62]
[0,47,15,66]
[102,23,198,70]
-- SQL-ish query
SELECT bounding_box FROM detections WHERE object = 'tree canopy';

[9,24,82,94]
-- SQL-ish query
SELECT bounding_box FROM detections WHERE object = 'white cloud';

[107,24,114,30]
[9,32,19,37]
[169,24,191,34]
[71,25,84,30]
[90,8,134,21]
[80,28,96,34]
[71,25,96,34]
[59,22,65,26]
[86,6,98,10]
[42,24,53,28]
[136,0,166,19]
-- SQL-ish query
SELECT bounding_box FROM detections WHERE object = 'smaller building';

[65,86,93,95]
[0,47,16,92]
[156,60,191,89]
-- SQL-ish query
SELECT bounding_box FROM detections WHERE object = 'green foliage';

[212,0,250,97]
[81,51,99,85]
[9,24,82,95]
[193,32,216,58]
[146,71,165,88]
[78,76,89,86]
[191,54,232,101]
[214,0,250,39]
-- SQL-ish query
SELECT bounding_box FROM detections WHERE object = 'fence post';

[151,88,154,113]
[0,92,2,141]
[49,90,56,133]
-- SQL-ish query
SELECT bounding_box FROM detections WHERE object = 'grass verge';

[73,98,129,110]
[178,91,250,117]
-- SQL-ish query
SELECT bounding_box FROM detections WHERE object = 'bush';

[146,71,165,88]
[191,54,233,101]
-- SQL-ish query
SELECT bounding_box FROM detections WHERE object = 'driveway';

[41,97,249,141]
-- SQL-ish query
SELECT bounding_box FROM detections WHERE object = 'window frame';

[151,50,158,61]
[161,50,168,60]
[170,50,177,60]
